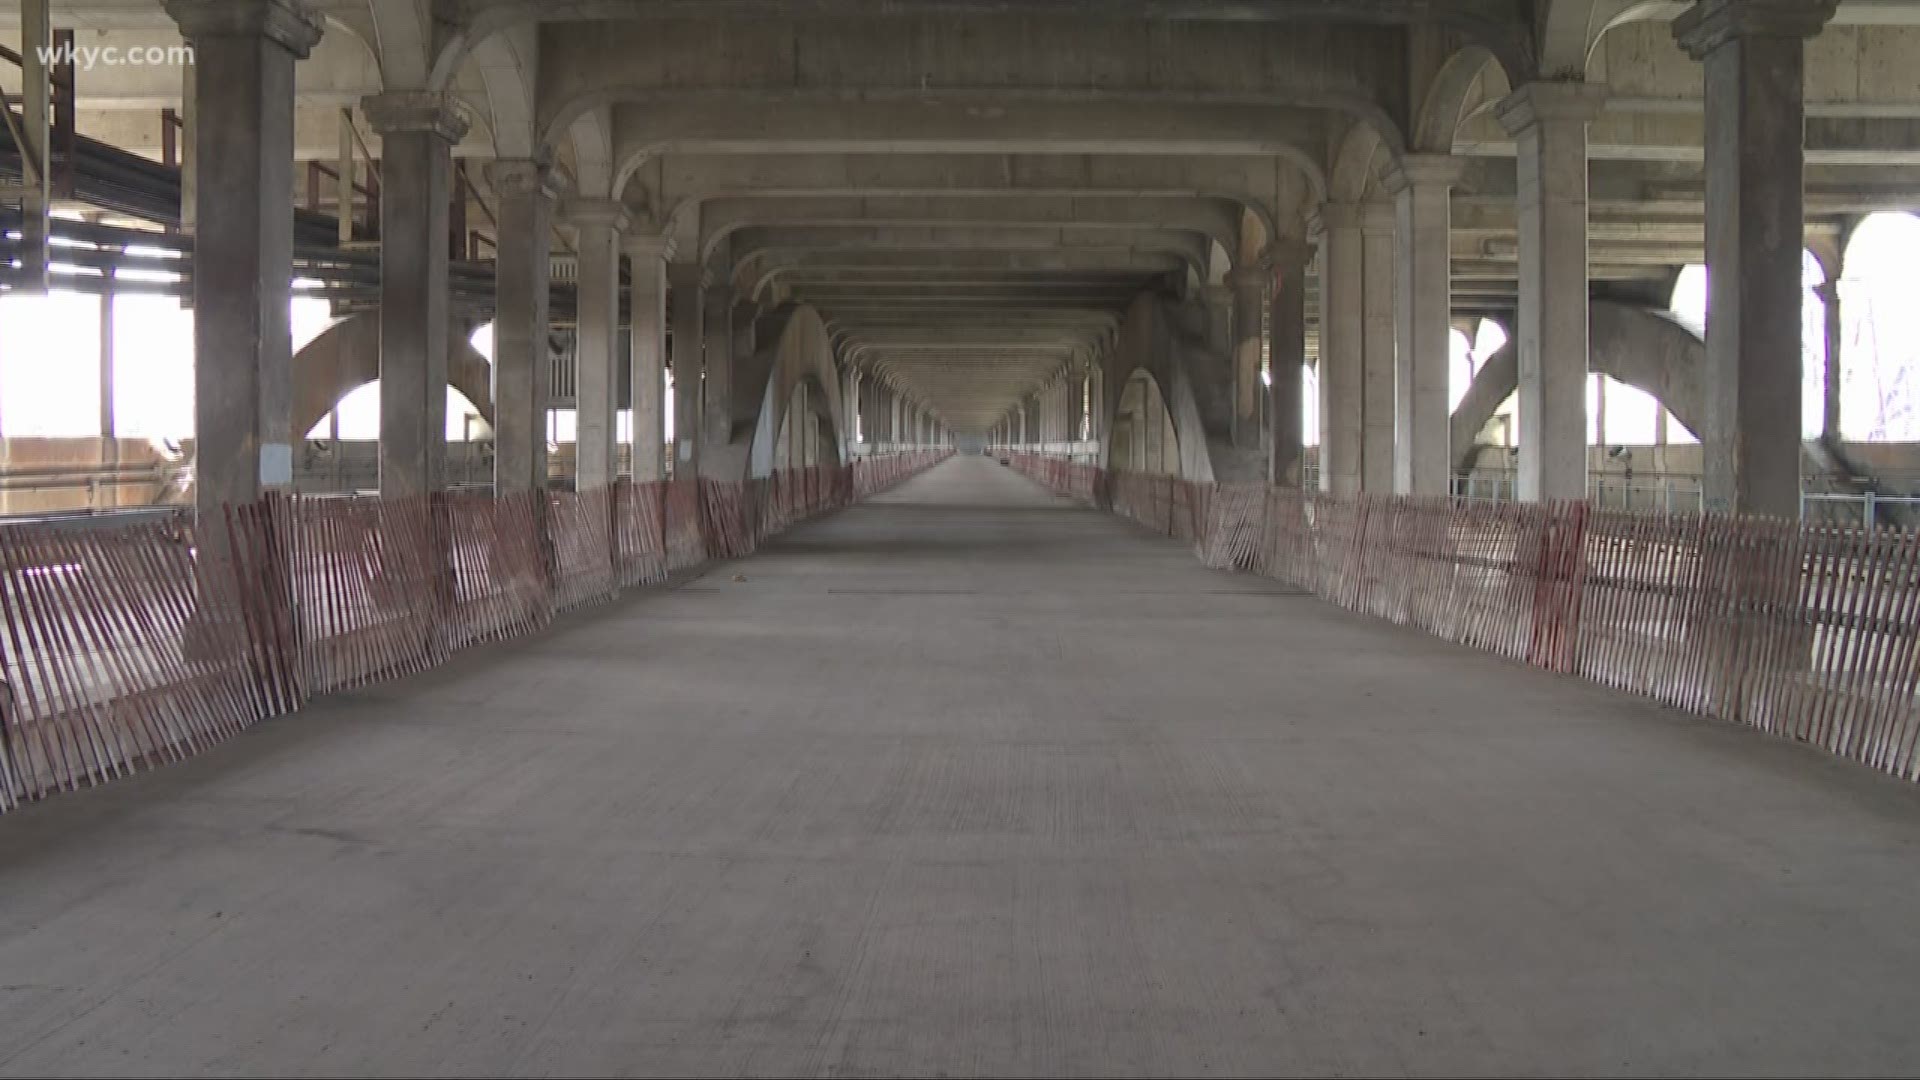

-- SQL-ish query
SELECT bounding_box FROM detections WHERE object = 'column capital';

[561,197,632,233]
[163,0,322,56]
[362,91,472,144]
[667,261,712,290]
[1318,200,1364,232]
[1360,200,1396,235]
[1496,81,1608,136]
[1260,235,1311,270]
[1224,264,1272,293]
[486,157,568,202]
[622,233,677,262]
[1674,0,1838,59]
[1383,153,1467,194]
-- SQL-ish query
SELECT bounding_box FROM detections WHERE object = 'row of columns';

[168,0,699,533]
[171,0,1826,524]
[1306,0,1830,517]
[994,368,1102,452]
[846,376,942,449]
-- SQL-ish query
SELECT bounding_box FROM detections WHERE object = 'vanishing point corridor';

[4,456,1920,1076]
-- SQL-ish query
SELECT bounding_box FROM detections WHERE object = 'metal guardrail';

[1803,491,1920,528]
[1450,469,1919,527]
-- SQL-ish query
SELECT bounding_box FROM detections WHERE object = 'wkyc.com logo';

[36,40,194,72]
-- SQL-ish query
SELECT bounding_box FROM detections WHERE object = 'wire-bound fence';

[0,451,950,811]
[1004,450,1920,784]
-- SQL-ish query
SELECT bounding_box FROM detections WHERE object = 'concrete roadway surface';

[3,455,1920,1076]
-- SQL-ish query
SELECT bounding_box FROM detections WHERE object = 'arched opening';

[1669,252,1826,440]
[0,287,337,511]
[1839,212,1920,442]
[301,384,489,443]
[1110,369,1180,475]
[769,377,840,471]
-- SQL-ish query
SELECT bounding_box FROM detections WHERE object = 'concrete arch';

[364,0,432,89]
[765,374,846,473]
[707,304,849,482]
[310,10,386,88]
[1414,45,1500,153]
[1236,208,1272,272]
[291,311,496,439]
[1104,367,1185,477]
[1093,294,1224,483]
[1327,121,1392,204]
[1535,0,1613,79]
[467,25,540,158]
[1587,1,1690,52]
[1450,300,1704,469]
[566,106,616,199]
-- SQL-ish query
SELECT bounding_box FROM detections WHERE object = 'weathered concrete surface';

[5,455,1920,1076]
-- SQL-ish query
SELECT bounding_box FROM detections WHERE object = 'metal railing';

[1803,491,1920,528]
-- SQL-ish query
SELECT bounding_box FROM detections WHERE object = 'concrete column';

[179,54,197,236]
[1360,202,1397,492]
[1500,82,1607,503]
[843,366,861,455]
[333,107,351,245]
[488,157,561,494]
[1819,277,1842,441]
[564,199,628,491]
[162,0,319,530]
[17,0,49,290]
[1676,0,1836,518]
[1228,273,1266,450]
[625,236,670,480]
[1387,154,1465,497]
[702,284,736,459]
[364,91,469,499]
[1270,241,1308,487]
[1318,204,1365,495]
[667,263,704,477]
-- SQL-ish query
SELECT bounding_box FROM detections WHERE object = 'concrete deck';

[4,455,1920,1076]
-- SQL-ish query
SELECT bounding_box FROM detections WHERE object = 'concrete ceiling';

[16,0,1920,431]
